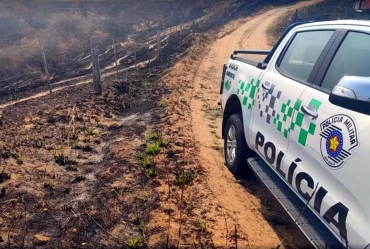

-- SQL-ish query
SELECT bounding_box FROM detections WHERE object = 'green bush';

[146,142,160,155]
[142,156,153,168]
[127,237,143,249]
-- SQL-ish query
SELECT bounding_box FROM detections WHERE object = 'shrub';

[127,237,143,249]
[175,169,197,186]
[146,142,160,155]
[158,101,168,108]
[145,168,157,178]
[148,132,159,141]
[142,155,153,168]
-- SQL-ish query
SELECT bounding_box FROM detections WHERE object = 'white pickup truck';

[220,20,370,248]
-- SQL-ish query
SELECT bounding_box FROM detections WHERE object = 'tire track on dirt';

[190,1,321,248]
[236,10,278,49]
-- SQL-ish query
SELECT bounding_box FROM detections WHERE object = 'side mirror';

[329,76,370,115]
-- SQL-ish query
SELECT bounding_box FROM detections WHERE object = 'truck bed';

[230,50,270,69]
[231,56,267,69]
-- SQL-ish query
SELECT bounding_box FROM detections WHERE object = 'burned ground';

[0,29,224,248]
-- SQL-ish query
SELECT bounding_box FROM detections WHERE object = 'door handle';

[301,105,318,119]
[262,83,271,90]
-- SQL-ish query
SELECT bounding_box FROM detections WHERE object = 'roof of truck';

[297,19,370,28]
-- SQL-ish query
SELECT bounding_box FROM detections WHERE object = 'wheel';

[224,113,250,174]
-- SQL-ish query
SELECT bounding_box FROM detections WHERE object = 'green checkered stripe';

[273,98,322,146]
[291,98,322,146]
[273,99,298,139]
[237,79,260,110]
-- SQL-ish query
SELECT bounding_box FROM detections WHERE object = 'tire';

[223,113,251,174]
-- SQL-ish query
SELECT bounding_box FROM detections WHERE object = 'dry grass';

[0,0,226,79]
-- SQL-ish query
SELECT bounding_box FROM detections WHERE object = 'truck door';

[285,28,370,246]
[249,29,336,178]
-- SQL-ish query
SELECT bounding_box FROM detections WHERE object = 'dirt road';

[190,1,319,248]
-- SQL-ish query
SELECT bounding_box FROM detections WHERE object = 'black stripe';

[322,130,331,136]
[341,149,351,156]
[326,126,335,132]
[337,153,347,160]
[328,156,341,164]
[320,131,330,138]
[331,125,342,131]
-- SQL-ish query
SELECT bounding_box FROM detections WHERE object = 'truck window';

[321,32,370,92]
[279,31,334,82]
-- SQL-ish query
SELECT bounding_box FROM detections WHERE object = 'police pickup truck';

[220,20,370,248]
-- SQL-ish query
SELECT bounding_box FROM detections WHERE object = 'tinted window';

[321,32,370,91]
[279,31,334,82]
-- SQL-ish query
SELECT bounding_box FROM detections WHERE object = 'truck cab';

[220,20,370,248]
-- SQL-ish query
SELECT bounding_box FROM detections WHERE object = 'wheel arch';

[222,94,242,139]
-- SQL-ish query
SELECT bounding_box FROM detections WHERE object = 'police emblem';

[320,114,359,169]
